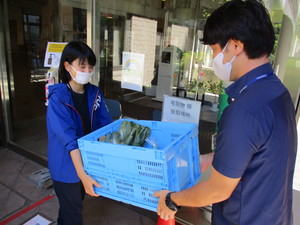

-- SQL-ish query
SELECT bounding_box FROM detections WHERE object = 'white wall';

[129,16,157,87]
[293,190,300,224]
[293,117,300,224]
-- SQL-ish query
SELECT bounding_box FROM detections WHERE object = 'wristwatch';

[165,192,181,211]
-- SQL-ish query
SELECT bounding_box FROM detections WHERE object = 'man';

[154,0,297,224]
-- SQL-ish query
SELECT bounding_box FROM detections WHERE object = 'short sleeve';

[212,105,266,178]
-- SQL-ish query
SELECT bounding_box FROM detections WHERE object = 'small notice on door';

[44,42,67,67]
[121,52,145,92]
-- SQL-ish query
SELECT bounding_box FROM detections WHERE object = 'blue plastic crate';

[78,119,201,211]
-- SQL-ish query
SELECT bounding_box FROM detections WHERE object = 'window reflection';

[72,8,87,42]
[62,5,87,42]
[2,0,300,158]
[23,13,45,81]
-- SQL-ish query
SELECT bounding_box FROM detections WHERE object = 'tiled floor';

[0,148,157,225]
[0,147,211,225]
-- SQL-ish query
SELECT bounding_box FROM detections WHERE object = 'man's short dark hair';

[58,41,96,83]
[201,0,275,59]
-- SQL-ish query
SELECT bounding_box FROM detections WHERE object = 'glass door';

[3,0,91,158]
[99,13,125,99]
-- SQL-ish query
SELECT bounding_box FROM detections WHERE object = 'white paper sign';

[162,95,201,124]
[44,42,68,67]
[293,119,300,191]
[23,214,52,225]
[121,52,145,92]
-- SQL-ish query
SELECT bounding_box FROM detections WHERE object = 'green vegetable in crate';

[102,120,151,147]
[119,120,132,140]
[102,131,122,144]
[103,132,113,143]
[124,124,137,145]
[112,131,123,144]
[132,125,151,146]
[131,124,142,146]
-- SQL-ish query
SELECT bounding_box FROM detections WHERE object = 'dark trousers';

[52,180,85,225]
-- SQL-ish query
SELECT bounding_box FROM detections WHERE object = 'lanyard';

[238,72,274,94]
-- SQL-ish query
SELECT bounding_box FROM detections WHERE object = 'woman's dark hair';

[58,41,96,83]
[201,0,275,59]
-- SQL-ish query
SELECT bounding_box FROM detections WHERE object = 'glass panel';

[61,1,88,42]
[281,14,300,107]
[95,0,227,112]
[73,7,87,42]
[4,0,298,159]
[175,0,191,8]
[22,14,44,81]
[99,13,125,98]
[28,15,40,23]
[266,0,300,107]
[5,0,89,157]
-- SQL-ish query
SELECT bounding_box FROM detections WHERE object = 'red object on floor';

[156,216,176,225]
[0,194,56,225]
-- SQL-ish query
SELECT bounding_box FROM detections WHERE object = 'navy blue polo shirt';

[212,63,297,225]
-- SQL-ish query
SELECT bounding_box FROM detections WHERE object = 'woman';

[46,41,112,225]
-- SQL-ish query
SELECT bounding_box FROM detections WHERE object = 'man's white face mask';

[212,42,236,81]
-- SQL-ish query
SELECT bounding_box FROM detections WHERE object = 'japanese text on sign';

[170,100,192,118]
[162,95,201,124]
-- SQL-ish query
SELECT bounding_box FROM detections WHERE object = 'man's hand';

[154,167,240,212]
[153,190,177,220]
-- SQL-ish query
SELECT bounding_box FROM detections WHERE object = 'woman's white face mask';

[212,42,236,81]
[69,64,94,85]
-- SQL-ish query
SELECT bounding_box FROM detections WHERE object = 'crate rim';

[78,118,198,151]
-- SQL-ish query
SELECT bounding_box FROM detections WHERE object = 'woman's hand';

[70,148,101,197]
[80,173,101,197]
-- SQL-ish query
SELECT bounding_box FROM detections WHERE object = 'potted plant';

[178,51,204,90]
[184,79,205,100]
[205,79,224,112]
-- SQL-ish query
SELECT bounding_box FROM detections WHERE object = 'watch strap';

[165,192,181,211]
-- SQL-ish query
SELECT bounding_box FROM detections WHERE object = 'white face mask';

[212,42,236,81]
[69,65,94,85]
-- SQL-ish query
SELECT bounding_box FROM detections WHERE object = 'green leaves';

[102,121,151,147]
